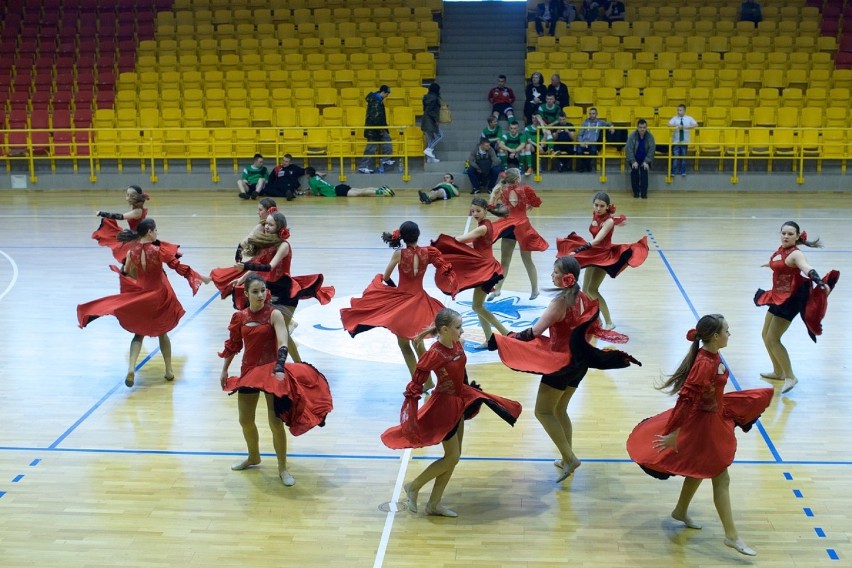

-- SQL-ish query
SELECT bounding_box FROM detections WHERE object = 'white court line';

[373,448,412,568]
[0,250,19,302]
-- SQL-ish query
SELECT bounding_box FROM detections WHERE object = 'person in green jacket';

[304,167,394,197]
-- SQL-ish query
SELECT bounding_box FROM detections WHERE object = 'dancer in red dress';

[236,197,278,262]
[340,221,458,381]
[487,168,548,300]
[211,211,334,363]
[219,275,333,487]
[77,218,210,387]
[754,221,838,394]
[92,185,151,263]
[489,256,640,482]
[432,197,509,349]
[626,315,773,557]
[382,309,522,517]
[556,191,649,329]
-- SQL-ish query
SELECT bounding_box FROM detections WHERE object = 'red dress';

[381,340,522,449]
[556,212,649,278]
[220,304,333,436]
[754,245,840,341]
[210,239,335,310]
[340,246,458,339]
[431,220,503,293]
[489,184,549,252]
[491,291,637,375]
[92,209,148,263]
[626,349,773,479]
[77,240,205,336]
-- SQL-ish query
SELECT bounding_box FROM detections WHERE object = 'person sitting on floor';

[418,173,461,204]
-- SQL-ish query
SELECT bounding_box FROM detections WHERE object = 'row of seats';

[157,6,436,27]
[526,51,835,75]
[153,21,441,48]
[565,86,852,112]
[530,33,838,54]
[169,0,443,12]
[525,0,812,20]
[137,36,432,59]
[535,68,852,93]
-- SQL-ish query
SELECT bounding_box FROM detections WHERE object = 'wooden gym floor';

[0,187,849,567]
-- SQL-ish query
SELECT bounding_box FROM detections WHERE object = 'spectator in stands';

[536,92,566,150]
[625,119,656,199]
[581,0,601,24]
[304,167,394,198]
[481,116,503,149]
[552,115,577,172]
[667,104,698,177]
[576,107,614,172]
[265,153,306,201]
[468,138,504,195]
[422,83,443,163]
[605,0,626,24]
[358,85,395,174]
[549,74,570,109]
[237,153,268,200]
[524,72,547,125]
[534,0,566,36]
[498,122,534,176]
[488,75,517,124]
[740,0,763,26]
[418,173,461,204]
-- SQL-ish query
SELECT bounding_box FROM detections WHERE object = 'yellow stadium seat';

[752,107,777,128]
[290,69,311,89]
[292,88,314,108]
[704,107,728,126]
[693,69,715,89]
[625,69,647,89]
[356,69,377,86]
[736,88,757,107]
[716,21,735,37]
[708,36,729,54]
[619,87,641,107]
[578,36,600,54]
[415,52,436,79]
[601,36,621,53]
[665,36,686,53]
[665,87,687,107]
[643,87,664,108]
[713,87,735,107]
[634,52,655,70]
[160,88,181,110]
[591,52,613,68]
[670,69,692,88]
[648,68,670,88]
[729,107,752,128]
[580,68,602,86]
[690,87,711,108]
[229,107,251,128]
[695,20,714,36]
[571,87,595,109]
[740,70,762,91]
[622,36,642,53]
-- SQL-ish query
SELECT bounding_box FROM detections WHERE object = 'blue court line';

[0,491,5,499]
[794,489,804,498]
[828,549,839,560]
[646,228,784,463]
[784,471,793,480]
[29,459,40,467]
[804,508,814,517]
[48,291,220,450]
[11,474,23,483]
[816,528,826,538]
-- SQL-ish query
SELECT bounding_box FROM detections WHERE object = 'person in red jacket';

[487,75,517,124]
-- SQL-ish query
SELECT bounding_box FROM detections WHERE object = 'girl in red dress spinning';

[92,185,151,263]
[556,191,649,329]
[77,218,210,387]
[489,256,640,483]
[754,221,838,394]
[381,308,522,517]
[487,168,548,301]
[626,315,773,557]
[219,275,333,487]
[431,197,509,349]
[340,221,457,381]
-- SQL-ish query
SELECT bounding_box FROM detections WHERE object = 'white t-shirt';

[668,114,698,144]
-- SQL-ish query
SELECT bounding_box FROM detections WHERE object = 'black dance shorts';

[541,360,590,391]
[767,282,809,322]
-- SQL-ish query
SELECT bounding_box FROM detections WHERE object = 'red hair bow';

[561,273,576,288]
[686,329,698,341]
[278,227,290,240]
[392,229,401,240]
[267,206,278,214]
[141,193,151,201]
[607,204,616,214]
[799,230,808,242]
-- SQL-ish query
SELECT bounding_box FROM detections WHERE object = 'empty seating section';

[1,0,442,165]
[524,0,852,172]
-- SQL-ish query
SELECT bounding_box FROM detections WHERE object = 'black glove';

[273,345,289,374]
[807,269,822,283]
[98,211,124,220]
[383,277,396,287]
[511,328,535,342]
[234,244,243,263]
[242,261,271,272]
[573,242,591,253]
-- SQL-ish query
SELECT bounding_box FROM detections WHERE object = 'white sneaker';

[427,156,440,163]
[381,159,396,166]
[423,148,435,158]
[358,167,374,174]
[280,470,295,487]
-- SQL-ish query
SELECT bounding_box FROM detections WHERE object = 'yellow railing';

[0,125,414,184]
[530,125,852,185]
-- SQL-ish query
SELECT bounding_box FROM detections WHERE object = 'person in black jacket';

[264,154,306,201]
[358,85,395,173]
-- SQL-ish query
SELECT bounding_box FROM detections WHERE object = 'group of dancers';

[75,173,838,556]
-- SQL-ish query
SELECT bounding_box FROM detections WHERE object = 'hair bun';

[561,273,576,288]
[686,329,698,342]
[278,227,290,240]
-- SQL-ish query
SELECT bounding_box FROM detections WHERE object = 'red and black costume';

[92,208,148,263]
[340,246,458,339]
[754,245,839,341]
[490,292,638,389]
[627,349,773,479]
[77,240,205,336]
[381,340,521,449]
[431,220,503,293]
[220,304,333,436]
[556,210,649,278]
[211,233,334,310]
[490,184,549,252]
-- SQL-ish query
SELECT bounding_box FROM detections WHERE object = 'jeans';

[672,144,688,175]
[358,130,393,169]
[425,129,443,151]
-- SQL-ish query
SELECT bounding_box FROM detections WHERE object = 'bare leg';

[519,250,539,299]
[233,392,261,470]
[158,333,174,380]
[397,336,419,376]
[713,469,756,555]
[672,477,703,529]
[126,334,144,387]
[264,393,293,485]
[489,239,517,299]
[472,288,509,346]
[535,383,581,480]
[582,267,612,326]
[761,312,793,382]
[405,421,462,516]
[278,306,301,363]
[426,421,464,516]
